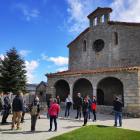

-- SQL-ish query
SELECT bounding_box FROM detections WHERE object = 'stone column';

[93,86,97,97]
[69,85,73,109]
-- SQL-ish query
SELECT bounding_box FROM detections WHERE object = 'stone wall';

[46,69,140,117]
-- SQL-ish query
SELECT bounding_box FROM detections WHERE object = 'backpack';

[31,102,38,116]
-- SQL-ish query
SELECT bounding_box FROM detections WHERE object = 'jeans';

[21,112,25,122]
[2,109,10,123]
[83,111,88,125]
[115,111,122,126]
[47,107,50,117]
[31,115,37,130]
[0,110,1,116]
[76,106,81,118]
[93,109,96,120]
[57,105,60,117]
[50,115,57,130]
[65,106,71,117]
[12,111,22,128]
[87,109,91,119]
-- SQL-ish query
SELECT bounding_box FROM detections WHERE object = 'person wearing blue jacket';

[2,92,11,124]
[21,100,28,123]
[87,95,91,120]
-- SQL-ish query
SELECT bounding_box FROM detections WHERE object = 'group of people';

[0,90,123,132]
[65,93,97,126]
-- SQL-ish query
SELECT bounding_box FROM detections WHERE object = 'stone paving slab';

[0,110,140,140]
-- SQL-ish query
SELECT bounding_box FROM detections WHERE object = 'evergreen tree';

[0,47,27,94]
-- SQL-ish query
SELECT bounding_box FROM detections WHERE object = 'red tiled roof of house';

[108,21,140,27]
[45,66,140,77]
[87,7,113,19]
[67,27,89,48]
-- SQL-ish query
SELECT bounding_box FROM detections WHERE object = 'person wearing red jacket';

[92,96,97,122]
[49,98,60,131]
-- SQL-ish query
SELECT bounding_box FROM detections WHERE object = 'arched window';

[100,15,104,23]
[114,32,118,45]
[102,15,104,23]
[83,40,86,51]
[93,17,97,26]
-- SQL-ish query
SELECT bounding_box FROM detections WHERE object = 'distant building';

[36,81,47,96]
[26,87,36,93]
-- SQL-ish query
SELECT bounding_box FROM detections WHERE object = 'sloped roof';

[87,7,113,19]
[36,81,47,89]
[45,66,139,77]
[43,81,47,86]
[108,21,140,27]
[67,27,89,48]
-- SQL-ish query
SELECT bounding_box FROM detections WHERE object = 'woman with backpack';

[30,97,40,131]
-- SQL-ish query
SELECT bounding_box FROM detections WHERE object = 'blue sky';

[0,0,140,83]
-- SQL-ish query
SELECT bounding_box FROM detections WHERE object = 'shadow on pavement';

[1,130,49,134]
[62,126,81,129]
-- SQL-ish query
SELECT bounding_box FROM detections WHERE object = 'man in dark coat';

[2,92,11,124]
[11,93,23,130]
[113,96,123,127]
[75,93,83,119]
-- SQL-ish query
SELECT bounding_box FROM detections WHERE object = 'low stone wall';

[96,105,140,118]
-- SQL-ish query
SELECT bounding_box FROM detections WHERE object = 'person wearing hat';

[21,100,28,123]
[49,98,60,131]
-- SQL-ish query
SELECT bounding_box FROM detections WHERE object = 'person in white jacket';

[65,94,73,118]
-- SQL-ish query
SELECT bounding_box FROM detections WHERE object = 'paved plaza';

[0,110,140,140]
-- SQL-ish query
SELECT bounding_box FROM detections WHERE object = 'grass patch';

[48,125,140,140]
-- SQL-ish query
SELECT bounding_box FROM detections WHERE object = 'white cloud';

[14,4,40,21]
[110,0,140,22]
[0,54,5,60]
[47,66,51,68]
[66,0,93,34]
[57,67,68,72]
[20,50,32,56]
[47,56,68,66]
[25,60,39,83]
[41,52,48,60]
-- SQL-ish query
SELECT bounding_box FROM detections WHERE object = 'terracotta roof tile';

[108,21,140,27]
[45,66,140,77]
[87,7,113,19]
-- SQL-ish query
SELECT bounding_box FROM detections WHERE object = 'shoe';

[48,129,52,131]
[17,127,22,130]
[93,120,96,122]
[114,125,117,127]
[82,124,87,126]
[38,117,40,119]
[31,129,35,131]
[11,127,15,130]
[67,117,69,118]
[120,125,122,127]
[54,129,57,132]
[75,117,78,119]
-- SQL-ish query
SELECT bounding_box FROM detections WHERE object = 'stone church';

[45,7,140,117]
